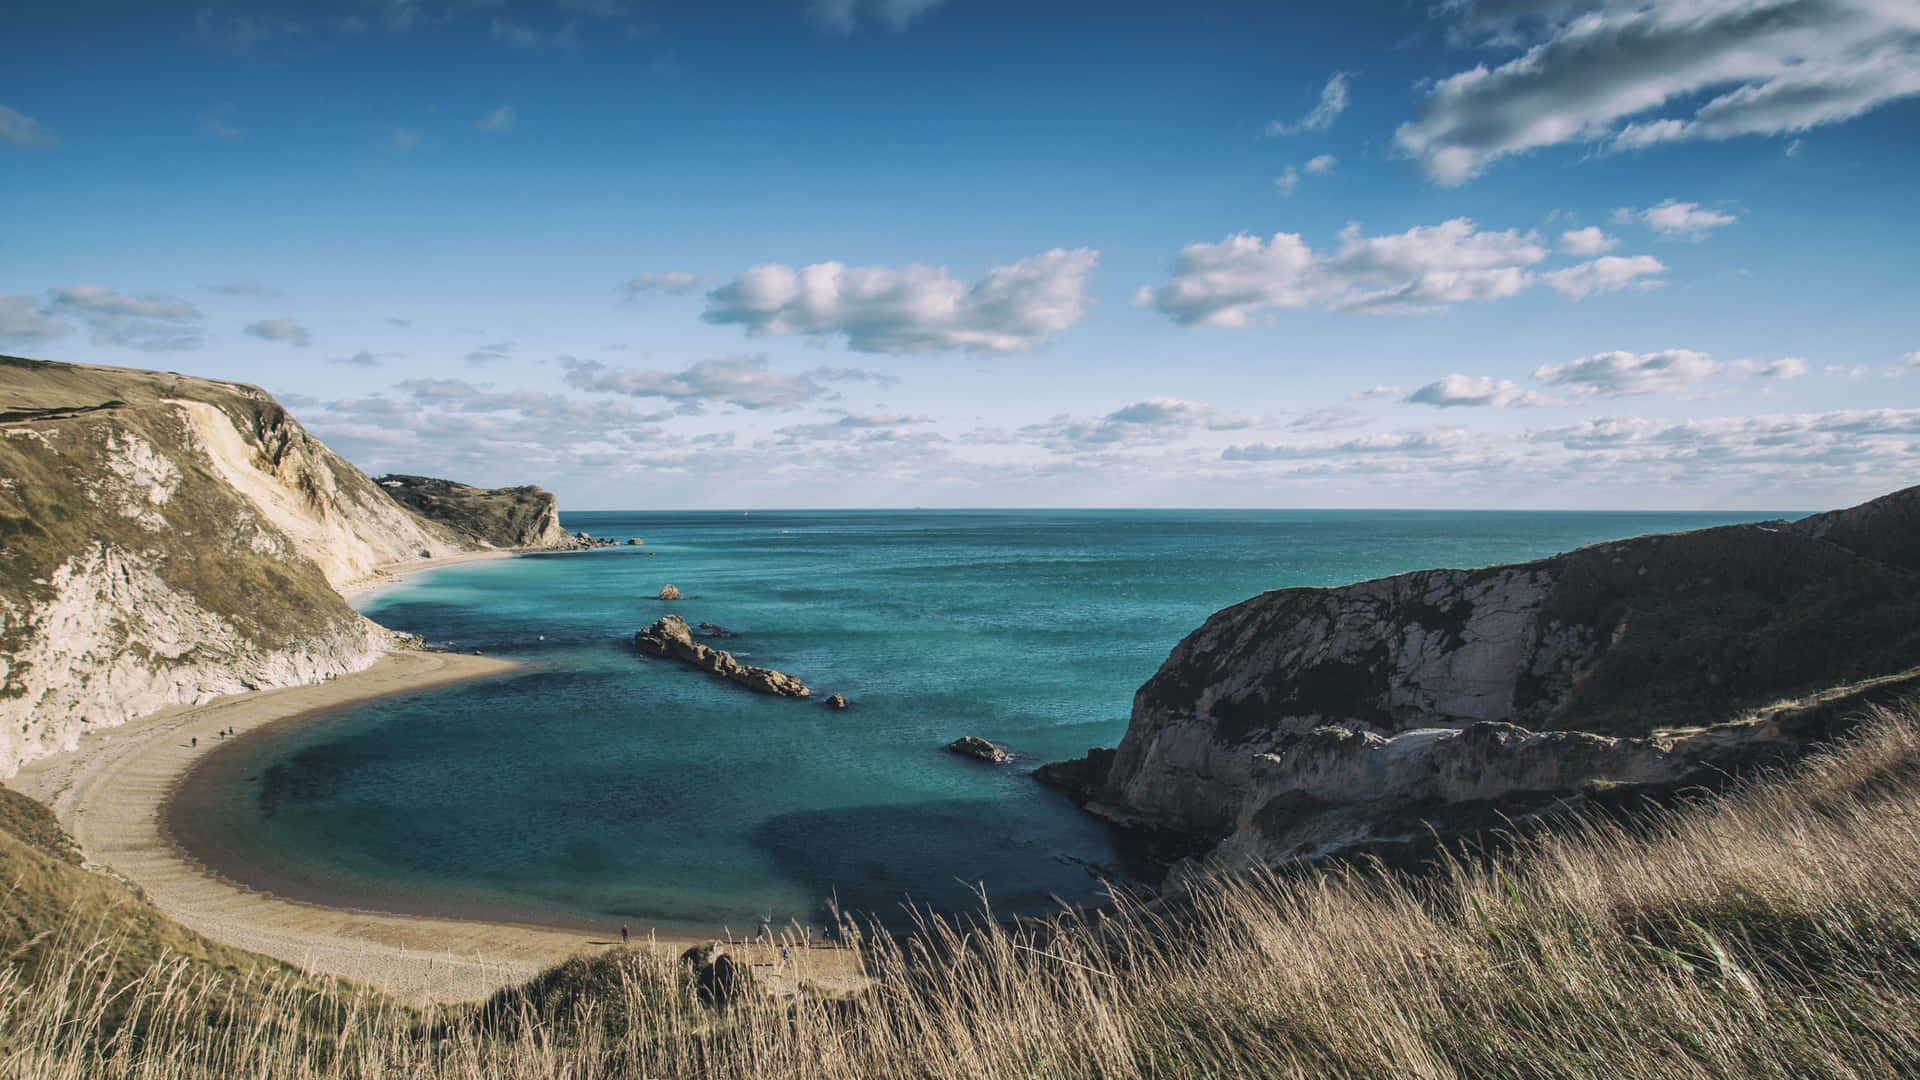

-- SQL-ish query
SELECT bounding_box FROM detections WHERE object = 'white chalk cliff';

[0,356,485,777]
[1041,485,1920,874]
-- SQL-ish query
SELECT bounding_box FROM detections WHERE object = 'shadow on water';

[744,792,1150,931]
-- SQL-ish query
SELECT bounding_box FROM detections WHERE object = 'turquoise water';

[178,508,1790,936]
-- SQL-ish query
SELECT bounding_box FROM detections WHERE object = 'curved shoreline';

[7,650,673,1003]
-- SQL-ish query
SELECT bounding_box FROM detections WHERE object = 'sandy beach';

[9,646,861,1005]
[338,548,519,603]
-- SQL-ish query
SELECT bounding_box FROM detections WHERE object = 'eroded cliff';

[0,356,482,776]
[1042,486,1920,873]
[373,473,578,550]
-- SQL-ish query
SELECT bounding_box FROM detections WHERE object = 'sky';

[4,0,1918,510]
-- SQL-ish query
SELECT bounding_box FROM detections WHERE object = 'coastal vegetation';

[3,704,1918,1078]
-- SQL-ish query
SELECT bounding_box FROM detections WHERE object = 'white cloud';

[0,105,56,148]
[1290,406,1368,432]
[480,106,516,132]
[1276,154,1337,196]
[775,410,935,442]
[810,0,945,33]
[563,354,872,409]
[1348,384,1404,400]
[621,271,710,297]
[1138,218,1550,325]
[1530,408,1920,463]
[1543,254,1666,297]
[1406,373,1557,408]
[1017,397,1264,452]
[1733,356,1808,378]
[1533,348,1722,396]
[490,18,580,51]
[1907,350,1920,368]
[1396,0,1920,184]
[1620,199,1739,239]
[46,284,203,351]
[466,341,514,365]
[1558,226,1616,255]
[0,295,72,345]
[328,349,385,367]
[1223,427,1476,461]
[243,317,313,347]
[1266,73,1351,135]
[702,248,1097,353]
[198,105,242,140]
[206,280,278,296]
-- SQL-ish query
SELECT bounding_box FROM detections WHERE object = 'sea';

[170,508,1791,938]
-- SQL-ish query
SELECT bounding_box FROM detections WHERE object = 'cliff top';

[1,354,275,421]
[375,473,574,550]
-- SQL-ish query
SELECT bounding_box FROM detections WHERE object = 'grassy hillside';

[2,704,1917,1077]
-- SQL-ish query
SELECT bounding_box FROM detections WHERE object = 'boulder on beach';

[680,942,751,1008]
[947,736,1010,764]
[657,584,681,600]
[825,693,849,710]
[634,615,810,698]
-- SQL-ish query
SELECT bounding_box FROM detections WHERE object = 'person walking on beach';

[621,924,629,945]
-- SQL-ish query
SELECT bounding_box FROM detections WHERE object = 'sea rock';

[947,736,1010,764]
[696,621,737,638]
[658,584,681,601]
[679,942,751,1008]
[1043,485,1920,873]
[824,693,849,710]
[626,538,642,545]
[634,615,809,697]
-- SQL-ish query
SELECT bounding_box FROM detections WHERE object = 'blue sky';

[5,0,1918,509]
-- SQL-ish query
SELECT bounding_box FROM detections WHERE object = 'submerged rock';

[626,537,643,545]
[657,584,681,601]
[947,736,1010,764]
[695,621,737,638]
[824,693,850,710]
[634,615,809,697]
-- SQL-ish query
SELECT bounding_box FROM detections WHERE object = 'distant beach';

[338,548,517,603]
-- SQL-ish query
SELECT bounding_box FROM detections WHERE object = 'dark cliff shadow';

[743,794,1149,931]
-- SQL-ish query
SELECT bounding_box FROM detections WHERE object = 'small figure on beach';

[621,924,629,944]
[190,737,196,748]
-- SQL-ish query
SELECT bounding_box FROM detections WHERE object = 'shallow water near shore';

[172,508,1790,937]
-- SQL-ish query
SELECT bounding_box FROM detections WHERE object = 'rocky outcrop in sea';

[633,615,810,697]
[1041,485,1920,876]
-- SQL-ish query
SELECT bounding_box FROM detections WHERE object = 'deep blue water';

[179,508,1790,936]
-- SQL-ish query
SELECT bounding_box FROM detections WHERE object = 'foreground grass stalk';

[7,708,1920,1078]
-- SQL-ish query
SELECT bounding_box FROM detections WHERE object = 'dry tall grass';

[7,708,1920,1079]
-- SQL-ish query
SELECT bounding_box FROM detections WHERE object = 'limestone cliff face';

[1044,487,1920,870]
[372,473,578,550]
[0,356,482,777]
